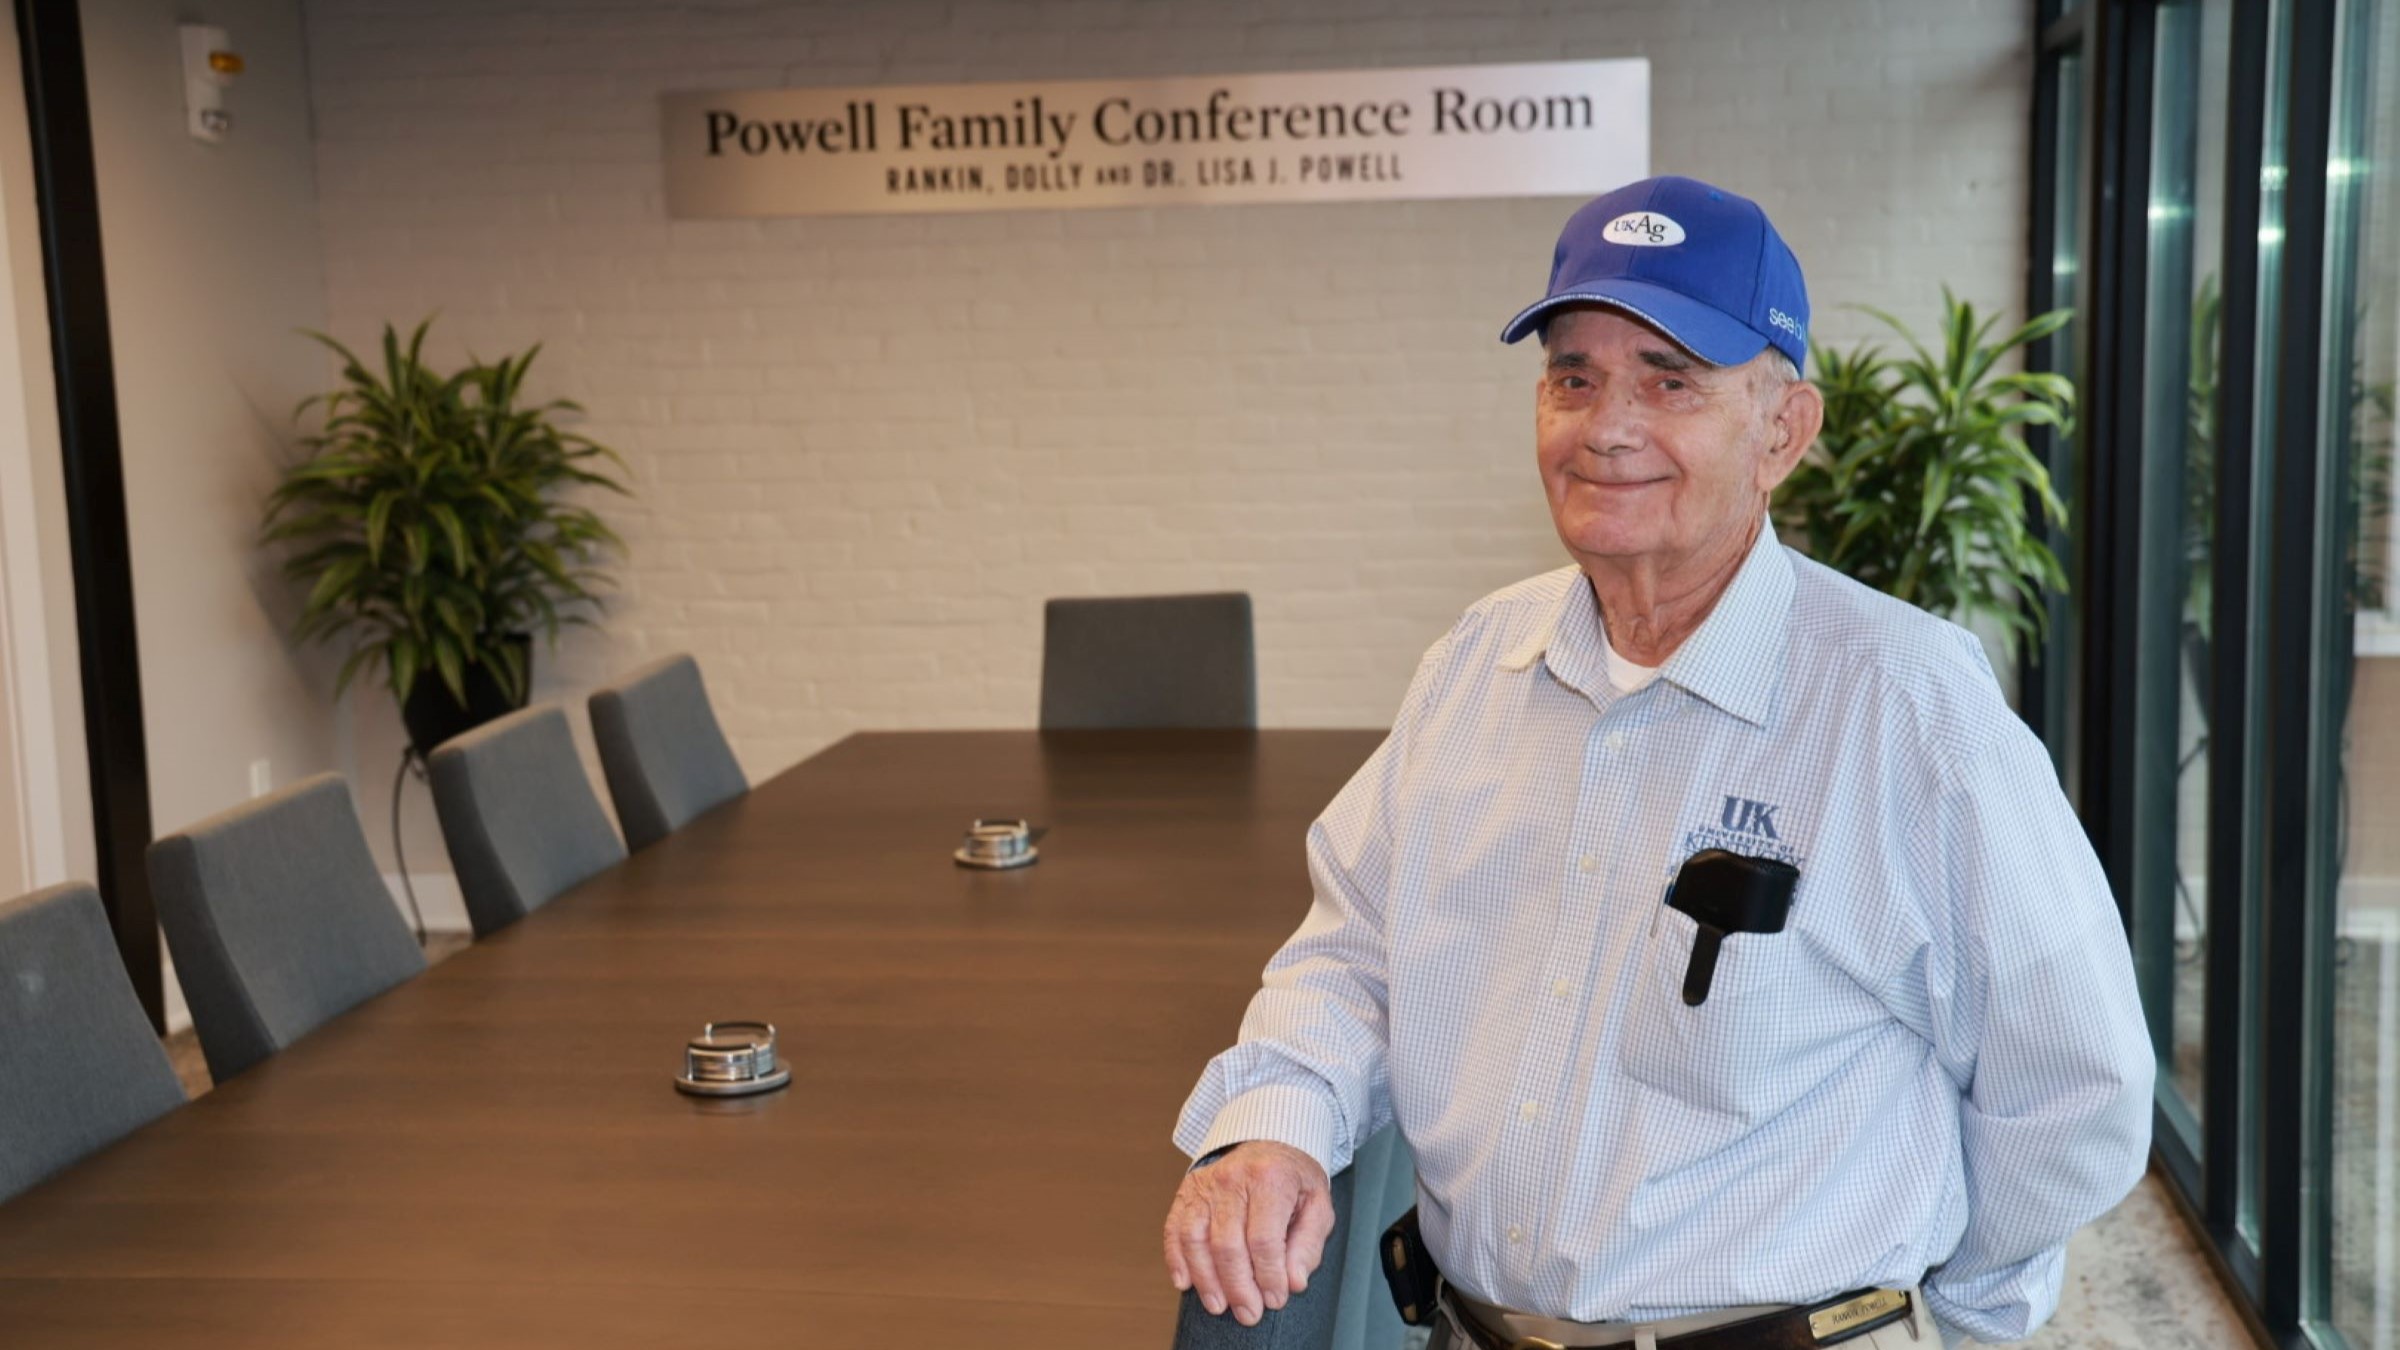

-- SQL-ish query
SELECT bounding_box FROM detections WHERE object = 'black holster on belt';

[1379,1206,1442,1327]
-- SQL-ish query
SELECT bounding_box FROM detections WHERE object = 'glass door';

[2316,0,2400,1341]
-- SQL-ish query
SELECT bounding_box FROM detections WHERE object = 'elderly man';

[1163,175,2153,1350]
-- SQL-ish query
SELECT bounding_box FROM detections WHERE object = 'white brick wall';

[302,0,2032,827]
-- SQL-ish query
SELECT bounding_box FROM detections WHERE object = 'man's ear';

[1757,377,1824,494]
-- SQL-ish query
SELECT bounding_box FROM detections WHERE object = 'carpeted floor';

[2021,1173,2251,1348]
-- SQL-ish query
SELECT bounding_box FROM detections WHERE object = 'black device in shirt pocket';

[1663,848,1798,1005]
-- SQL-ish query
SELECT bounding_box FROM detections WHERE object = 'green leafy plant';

[1774,290,2076,654]
[263,319,629,709]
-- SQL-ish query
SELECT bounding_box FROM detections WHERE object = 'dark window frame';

[2033,0,2380,1345]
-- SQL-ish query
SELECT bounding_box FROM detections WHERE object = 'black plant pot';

[399,634,533,758]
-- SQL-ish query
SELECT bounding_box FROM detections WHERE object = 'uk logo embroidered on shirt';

[1719,795,1780,839]
[1674,794,1806,873]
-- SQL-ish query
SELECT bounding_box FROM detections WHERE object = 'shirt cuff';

[1193,1082,1343,1178]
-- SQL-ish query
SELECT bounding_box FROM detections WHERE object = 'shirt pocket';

[1614,902,1795,1124]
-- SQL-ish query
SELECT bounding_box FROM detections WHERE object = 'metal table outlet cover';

[674,1020,791,1097]
[955,817,1039,869]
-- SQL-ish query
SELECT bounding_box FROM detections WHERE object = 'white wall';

[299,0,2032,897]
[84,0,345,836]
[78,0,345,1021]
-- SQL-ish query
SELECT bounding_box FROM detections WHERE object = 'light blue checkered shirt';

[1174,522,2154,1345]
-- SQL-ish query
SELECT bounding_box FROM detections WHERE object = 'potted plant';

[1773,289,2075,658]
[265,319,630,755]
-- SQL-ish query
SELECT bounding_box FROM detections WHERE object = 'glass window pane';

[2140,0,2234,1136]
[2239,0,2293,1252]
[2323,0,2400,1337]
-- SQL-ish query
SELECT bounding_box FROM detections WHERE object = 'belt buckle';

[1805,1288,1914,1343]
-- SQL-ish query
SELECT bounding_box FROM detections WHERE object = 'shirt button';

[1507,1225,1525,1244]
[1605,732,1626,751]
[1519,1101,1539,1121]
[1551,977,1571,998]
[1578,855,1598,872]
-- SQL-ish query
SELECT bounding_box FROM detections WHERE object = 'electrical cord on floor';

[392,746,428,947]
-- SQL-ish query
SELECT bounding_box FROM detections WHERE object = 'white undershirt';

[1599,623,1662,693]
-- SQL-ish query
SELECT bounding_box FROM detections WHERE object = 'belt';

[1441,1285,1922,1350]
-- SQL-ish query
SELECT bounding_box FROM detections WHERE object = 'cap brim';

[1498,278,1772,368]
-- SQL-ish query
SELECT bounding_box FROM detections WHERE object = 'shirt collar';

[1496,517,1795,727]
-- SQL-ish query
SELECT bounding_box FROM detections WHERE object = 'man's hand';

[1162,1140,1337,1326]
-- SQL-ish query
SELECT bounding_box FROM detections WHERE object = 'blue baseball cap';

[1500,175,1811,374]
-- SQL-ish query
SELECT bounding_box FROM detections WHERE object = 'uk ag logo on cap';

[1605,212,1685,246]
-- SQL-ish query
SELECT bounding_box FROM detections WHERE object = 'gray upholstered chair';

[426,703,627,937]
[0,882,186,1203]
[588,653,748,852]
[1171,1125,1419,1350]
[147,774,428,1085]
[1039,592,1257,730]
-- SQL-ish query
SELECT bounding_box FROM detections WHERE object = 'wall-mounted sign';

[662,60,1647,218]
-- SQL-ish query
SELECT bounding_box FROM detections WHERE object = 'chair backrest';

[1170,1125,1418,1350]
[147,774,428,1085]
[427,703,627,937]
[588,653,748,852]
[0,883,185,1203]
[1173,1163,1354,1350]
[1039,592,1257,730]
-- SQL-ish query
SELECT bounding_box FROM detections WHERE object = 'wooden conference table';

[0,729,1382,1347]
